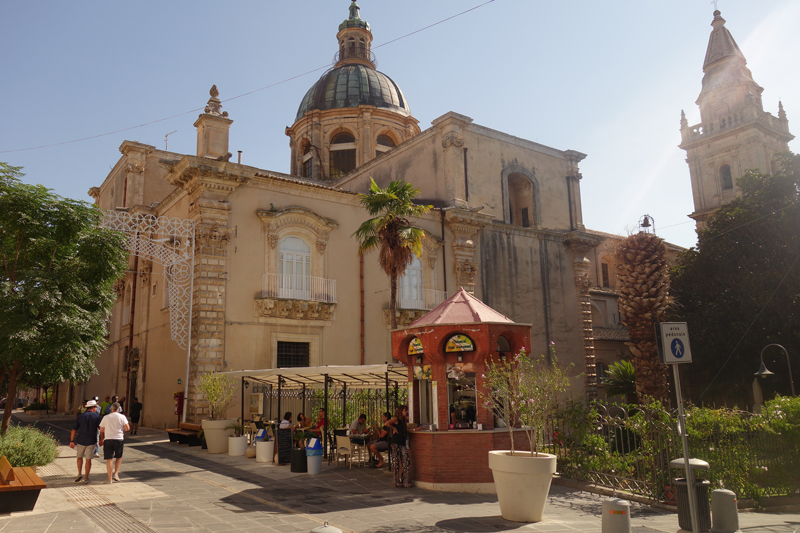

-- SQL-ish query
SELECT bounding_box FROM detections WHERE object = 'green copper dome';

[295,64,412,123]
[340,1,369,31]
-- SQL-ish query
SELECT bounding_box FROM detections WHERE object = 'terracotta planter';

[228,435,248,456]
[201,419,234,454]
[488,450,557,522]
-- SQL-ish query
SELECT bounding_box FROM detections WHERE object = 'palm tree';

[601,360,637,404]
[353,178,432,330]
[614,231,671,404]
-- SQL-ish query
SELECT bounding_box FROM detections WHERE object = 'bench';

[0,455,46,514]
[166,422,202,446]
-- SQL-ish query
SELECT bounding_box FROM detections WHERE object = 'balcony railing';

[399,289,447,311]
[262,273,336,303]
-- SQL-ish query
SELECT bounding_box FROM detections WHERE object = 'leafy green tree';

[670,153,800,403]
[353,179,432,330]
[0,163,127,434]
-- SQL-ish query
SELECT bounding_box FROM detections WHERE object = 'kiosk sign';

[655,322,692,364]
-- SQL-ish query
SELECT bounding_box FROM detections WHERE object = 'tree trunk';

[390,274,398,330]
[1,361,21,435]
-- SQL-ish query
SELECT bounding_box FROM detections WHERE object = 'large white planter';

[228,435,248,456]
[488,450,557,523]
[201,419,234,454]
[256,440,275,464]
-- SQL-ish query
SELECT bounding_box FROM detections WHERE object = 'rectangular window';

[330,149,356,180]
[521,208,530,228]
[277,341,310,368]
[302,158,312,178]
[601,263,610,288]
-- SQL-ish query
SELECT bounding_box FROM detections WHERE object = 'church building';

[67,3,771,428]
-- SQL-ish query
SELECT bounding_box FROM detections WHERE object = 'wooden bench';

[0,455,46,514]
[166,422,202,446]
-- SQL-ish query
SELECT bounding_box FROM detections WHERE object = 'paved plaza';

[1,412,799,533]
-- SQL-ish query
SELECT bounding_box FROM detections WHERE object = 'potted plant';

[197,372,237,454]
[255,425,274,464]
[480,346,572,523]
[227,421,248,456]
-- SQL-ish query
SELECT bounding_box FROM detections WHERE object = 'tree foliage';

[0,163,127,433]
[197,372,237,420]
[670,153,800,403]
[353,178,432,330]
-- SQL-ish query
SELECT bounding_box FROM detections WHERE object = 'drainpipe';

[126,250,139,402]
[439,208,448,293]
[360,255,365,366]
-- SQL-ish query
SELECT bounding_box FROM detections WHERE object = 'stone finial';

[680,110,688,129]
[204,85,229,117]
[778,100,787,120]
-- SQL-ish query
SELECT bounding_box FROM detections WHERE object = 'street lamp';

[754,343,795,397]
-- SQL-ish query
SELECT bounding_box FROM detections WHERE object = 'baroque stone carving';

[195,223,230,256]
[254,298,336,322]
[455,259,477,286]
[382,308,426,329]
[112,279,125,300]
[316,240,327,255]
[442,132,464,149]
[125,162,145,174]
[267,234,279,249]
[204,85,229,117]
[140,260,153,287]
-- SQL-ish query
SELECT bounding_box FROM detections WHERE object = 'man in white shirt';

[99,402,130,484]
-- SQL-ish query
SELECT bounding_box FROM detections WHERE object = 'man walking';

[129,397,143,435]
[99,402,129,484]
[69,399,101,484]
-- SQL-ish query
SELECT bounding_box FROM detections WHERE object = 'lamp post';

[754,344,795,397]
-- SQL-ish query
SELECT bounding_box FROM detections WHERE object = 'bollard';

[710,489,741,533]
[602,498,631,533]
[310,521,343,533]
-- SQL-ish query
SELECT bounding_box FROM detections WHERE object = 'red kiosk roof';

[409,287,514,327]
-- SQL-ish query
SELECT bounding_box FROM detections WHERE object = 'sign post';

[655,322,699,533]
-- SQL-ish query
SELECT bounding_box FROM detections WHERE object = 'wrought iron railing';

[261,273,336,303]
[399,289,447,310]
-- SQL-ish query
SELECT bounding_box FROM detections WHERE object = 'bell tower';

[680,10,793,229]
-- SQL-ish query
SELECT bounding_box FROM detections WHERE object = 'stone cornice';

[166,156,252,194]
[565,230,603,251]
[482,223,568,243]
[256,206,339,234]
[119,140,155,157]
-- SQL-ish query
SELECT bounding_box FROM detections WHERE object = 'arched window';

[329,132,356,180]
[279,237,311,299]
[508,172,536,228]
[496,335,511,355]
[399,255,423,309]
[302,143,312,178]
[376,134,396,157]
[720,164,733,190]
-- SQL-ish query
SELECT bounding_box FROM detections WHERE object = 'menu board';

[276,428,292,465]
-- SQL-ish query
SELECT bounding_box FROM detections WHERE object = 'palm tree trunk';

[390,274,398,330]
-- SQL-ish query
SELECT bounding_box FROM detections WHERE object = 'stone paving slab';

[2,413,800,532]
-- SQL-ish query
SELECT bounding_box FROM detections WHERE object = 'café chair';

[335,435,355,468]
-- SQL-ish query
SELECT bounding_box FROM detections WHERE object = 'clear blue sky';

[2,1,798,249]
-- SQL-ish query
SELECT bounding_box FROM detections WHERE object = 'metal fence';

[548,402,799,504]
[252,384,407,429]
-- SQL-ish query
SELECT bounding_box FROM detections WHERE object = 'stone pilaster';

[432,112,473,207]
[168,159,249,421]
[574,257,597,400]
[445,209,492,295]
[119,141,153,208]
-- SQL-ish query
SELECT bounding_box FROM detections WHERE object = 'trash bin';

[674,478,711,532]
[291,447,308,473]
[306,438,323,475]
[670,457,711,532]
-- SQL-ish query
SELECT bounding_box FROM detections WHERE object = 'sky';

[1,1,798,250]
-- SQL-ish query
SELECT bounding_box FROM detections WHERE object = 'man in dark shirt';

[129,397,143,435]
[70,399,101,484]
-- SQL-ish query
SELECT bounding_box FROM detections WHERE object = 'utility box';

[711,489,741,533]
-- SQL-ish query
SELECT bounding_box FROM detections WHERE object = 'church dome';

[295,64,412,123]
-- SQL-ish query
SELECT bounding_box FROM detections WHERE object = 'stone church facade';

[61,5,783,428]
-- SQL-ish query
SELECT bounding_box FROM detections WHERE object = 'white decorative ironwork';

[102,210,195,348]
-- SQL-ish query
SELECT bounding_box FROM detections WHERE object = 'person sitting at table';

[349,413,369,446]
[296,412,312,428]
[279,412,293,430]
[309,408,327,436]
[367,412,391,468]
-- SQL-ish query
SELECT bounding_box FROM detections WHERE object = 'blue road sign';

[670,338,685,359]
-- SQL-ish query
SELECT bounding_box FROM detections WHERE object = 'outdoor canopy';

[220,363,408,388]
